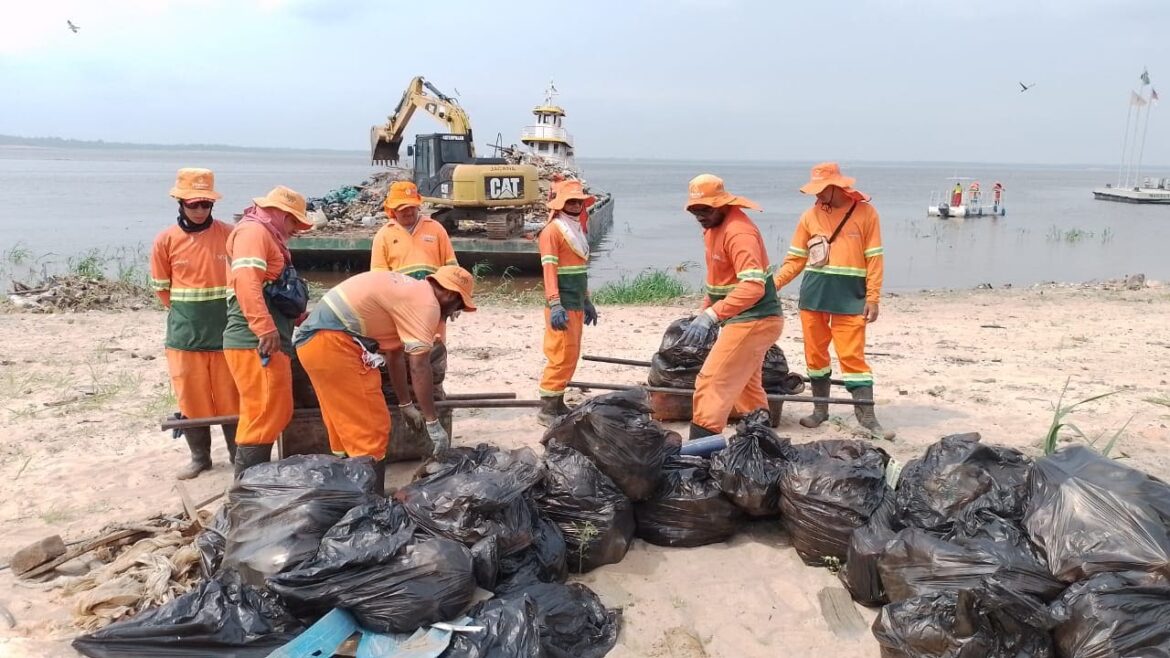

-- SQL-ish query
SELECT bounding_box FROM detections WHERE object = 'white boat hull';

[1093,186,1170,204]
[928,204,1006,218]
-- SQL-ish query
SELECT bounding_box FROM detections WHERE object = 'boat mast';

[1118,95,1136,188]
[1135,73,1156,188]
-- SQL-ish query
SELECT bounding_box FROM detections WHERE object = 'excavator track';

[484,212,522,240]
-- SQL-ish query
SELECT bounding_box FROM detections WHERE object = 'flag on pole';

[1141,68,1151,85]
[1132,90,1148,106]
[1153,89,1160,104]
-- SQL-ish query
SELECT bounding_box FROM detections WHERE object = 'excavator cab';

[410,133,510,199]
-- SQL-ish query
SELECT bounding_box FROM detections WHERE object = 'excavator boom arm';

[371,76,474,165]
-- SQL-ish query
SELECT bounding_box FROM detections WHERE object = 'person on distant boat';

[774,162,894,440]
[993,181,1004,208]
[370,181,458,280]
[536,179,598,426]
[951,182,963,207]
[681,174,783,441]
[969,181,981,205]
[222,185,314,475]
[150,168,238,480]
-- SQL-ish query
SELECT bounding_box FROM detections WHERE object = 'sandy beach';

[1,283,1168,657]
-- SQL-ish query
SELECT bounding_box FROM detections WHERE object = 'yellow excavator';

[370,76,540,239]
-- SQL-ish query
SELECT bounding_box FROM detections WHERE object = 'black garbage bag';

[1023,445,1170,582]
[497,583,622,658]
[761,345,805,395]
[535,443,636,573]
[542,388,680,502]
[221,455,376,586]
[878,514,1064,604]
[72,573,304,658]
[839,491,900,606]
[267,500,477,633]
[195,506,230,580]
[779,439,889,566]
[635,455,742,547]
[495,503,568,593]
[646,317,711,390]
[895,433,1033,533]
[396,445,543,556]
[1050,571,1170,658]
[873,580,1055,658]
[441,595,544,658]
[709,411,792,517]
[471,535,501,591]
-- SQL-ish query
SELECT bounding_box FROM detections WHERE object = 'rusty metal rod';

[581,355,847,387]
[162,399,545,431]
[567,381,873,406]
[441,392,517,400]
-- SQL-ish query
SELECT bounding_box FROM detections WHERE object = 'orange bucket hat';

[383,180,423,218]
[799,162,869,201]
[169,168,222,201]
[684,174,761,211]
[426,265,477,312]
[253,185,312,230]
[548,179,596,211]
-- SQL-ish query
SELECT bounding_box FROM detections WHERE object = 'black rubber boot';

[221,424,238,464]
[852,386,895,440]
[536,396,564,428]
[176,427,213,480]
[800,378,832,428]
[233,443,273,478]
[688,423,716,441]
[372,459,387,497]
[554,396,572,416]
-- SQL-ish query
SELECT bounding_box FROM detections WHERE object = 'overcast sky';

[2,0,1168,164]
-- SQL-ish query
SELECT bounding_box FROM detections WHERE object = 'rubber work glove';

[549,303,569,331]
[583,298,599,326]
[680,308,719,346]
[427,419,450,455]
[398,403,426,432]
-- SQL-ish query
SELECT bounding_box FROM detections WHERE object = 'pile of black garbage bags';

[71,388,1170,657]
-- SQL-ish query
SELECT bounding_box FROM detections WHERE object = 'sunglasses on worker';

[182,200,214,210]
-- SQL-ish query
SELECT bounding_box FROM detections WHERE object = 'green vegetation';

[1046,225,1115,244]
[573,521,600,572]
[592,269,690,305]
[1042,377,1129,457]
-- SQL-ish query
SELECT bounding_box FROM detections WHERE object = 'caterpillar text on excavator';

[370,76,541,239]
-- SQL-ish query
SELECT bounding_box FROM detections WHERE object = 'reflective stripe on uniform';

[231,257,268,271]
[864,247,884,258]
[150,277,171,291]
[807,265,867,277]
[170,286,229,302]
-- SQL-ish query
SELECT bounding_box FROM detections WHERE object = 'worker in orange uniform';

[950,182,963,207]
[294,266,475,493]
[774,162,893,439]
[371,180,458,279]
[681,175,784,440]
[222,186,314,475]
[150,168,238,479]
[537,179,598,426]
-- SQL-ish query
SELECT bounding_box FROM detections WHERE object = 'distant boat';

[1096,73,1168,204]
[928,177,1006,218]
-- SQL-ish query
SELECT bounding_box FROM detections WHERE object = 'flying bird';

[1019,81,1035,93]
[67,20,80,33]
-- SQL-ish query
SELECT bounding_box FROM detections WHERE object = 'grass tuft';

[592,269,690,305]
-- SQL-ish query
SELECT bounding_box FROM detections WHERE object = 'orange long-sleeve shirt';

[222,222,292,351]
[149,221,233,350]
[369,217,458,279]
[701,208,781,324]
[773,201,884,315]
[539,215,589,310]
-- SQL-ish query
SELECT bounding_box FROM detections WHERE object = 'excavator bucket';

[370,125,402,166]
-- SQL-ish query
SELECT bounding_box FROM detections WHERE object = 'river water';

[2,145,1167,291]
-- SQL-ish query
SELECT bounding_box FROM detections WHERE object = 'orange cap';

[427,265,477,313]
[169,168,222,201]
[684,174,761,211]
[253,185,311,229]
[548,179,595,211]
[799,162,869,201]
[383,181,422,218]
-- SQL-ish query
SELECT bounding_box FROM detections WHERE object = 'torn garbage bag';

[1024,445,1170,582]
[779,439,889,566]
[221,455,377,586]
[894,433,1032,533]
[635,455,742,548]
[267,500,477,633]
[535,443,636,573]
[542,389,680,502]
[1050,571,1170,658]
[709,411,792,517]
[71,572,304,658]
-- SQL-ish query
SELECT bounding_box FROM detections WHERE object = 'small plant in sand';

[593,269,689,305]
[1042,377,1130,456]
